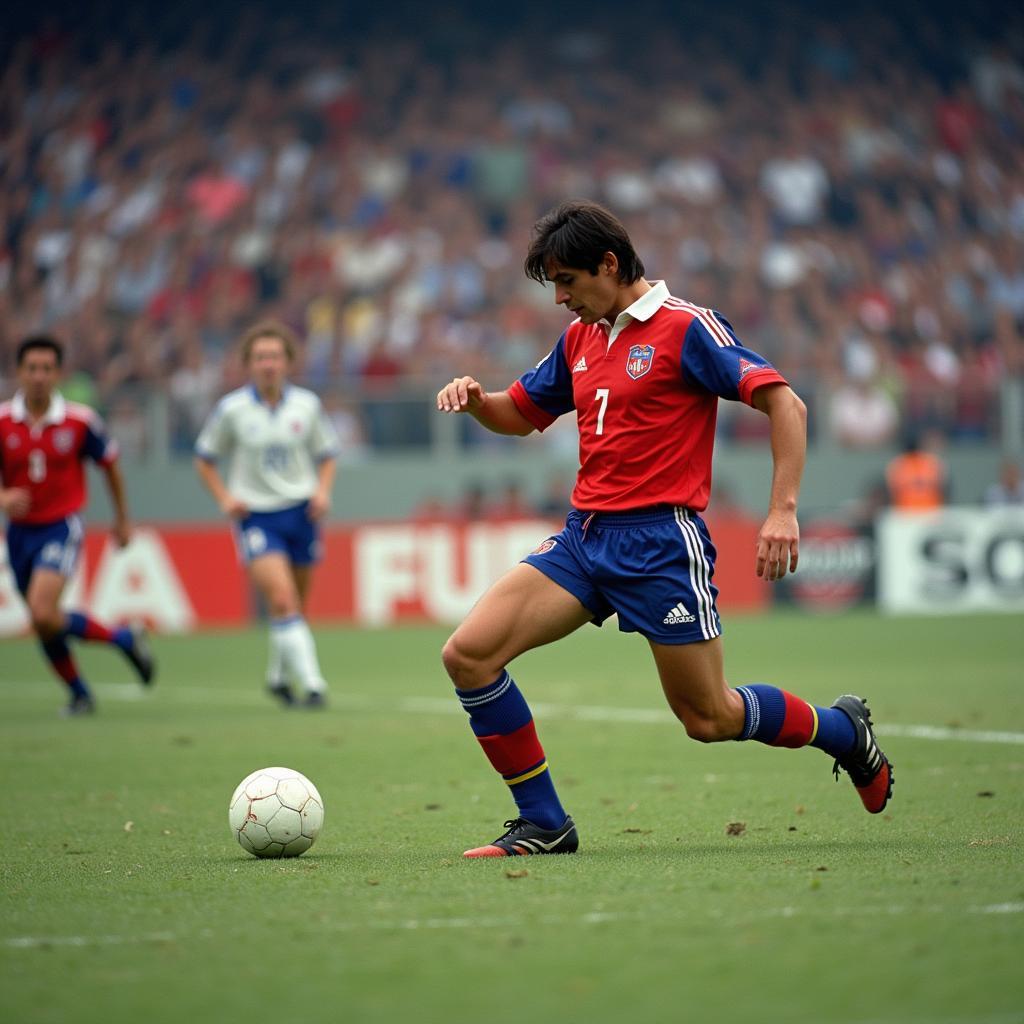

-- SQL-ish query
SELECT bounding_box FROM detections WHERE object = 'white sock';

[270,616,326,695]
[266,629,287,687]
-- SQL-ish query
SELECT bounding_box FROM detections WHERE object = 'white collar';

[603,280,669,346]
[12,390,66,427]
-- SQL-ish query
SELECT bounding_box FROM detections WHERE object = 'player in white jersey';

[194,321,340,707]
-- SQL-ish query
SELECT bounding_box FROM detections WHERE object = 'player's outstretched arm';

[752,383,807,581]
[436,377,534,436]
[100,460,132,548]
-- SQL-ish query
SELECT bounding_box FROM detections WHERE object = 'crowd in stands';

[1,0,1023,457]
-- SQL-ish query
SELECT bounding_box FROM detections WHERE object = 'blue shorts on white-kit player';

[235,501,321,567]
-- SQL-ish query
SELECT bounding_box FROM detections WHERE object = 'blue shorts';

[523,506,722,645]
[4,515,84,596]
[234,501,321,567]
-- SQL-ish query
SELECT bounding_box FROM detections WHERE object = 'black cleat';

[301,690,327,710]
[267,681,296,707]
[124,624,155,686]
[464,815,578,858]
[831,695,894,814]
[61,693,96,717]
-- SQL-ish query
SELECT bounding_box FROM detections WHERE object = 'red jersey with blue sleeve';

[507,283,788,512]
[0,392,119,525]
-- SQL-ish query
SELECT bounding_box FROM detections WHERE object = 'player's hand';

[437,377,486,413]
[756,509,799,581]
[308,490,331,521]
[220,496,248,519]
[0,487,31,518]
[112,518,132,549]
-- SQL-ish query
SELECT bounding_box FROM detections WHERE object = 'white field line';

[5,902,1023,950]
[5,931,175,949]
[5,681,1024,746]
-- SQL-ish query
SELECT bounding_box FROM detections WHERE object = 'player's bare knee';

[268,591,297,619]
[29,607,62,640]
[441,633,494,689]
[677,711,732,744]
[684,721,719,743]
[441,634,470,684]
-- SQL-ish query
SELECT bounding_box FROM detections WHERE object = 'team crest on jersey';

[290,420,303,434]
[52,428,75,454]
[6,434,20,448]
[626,344,655,380]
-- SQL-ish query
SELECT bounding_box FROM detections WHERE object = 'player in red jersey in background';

[437,200,892,857]
[0,336,154,715]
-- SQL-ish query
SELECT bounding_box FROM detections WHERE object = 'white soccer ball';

[228,766,324,858]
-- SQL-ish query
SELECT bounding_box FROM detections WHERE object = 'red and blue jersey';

[508,282,787,512]
[0,392,118,525]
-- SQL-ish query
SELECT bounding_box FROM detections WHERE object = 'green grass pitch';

[2,611,1022,1024]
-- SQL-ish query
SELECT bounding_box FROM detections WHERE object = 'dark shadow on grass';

[220,852,349,864]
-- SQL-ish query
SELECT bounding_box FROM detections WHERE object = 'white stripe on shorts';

[60,515,83,577]
[673,508,719,640]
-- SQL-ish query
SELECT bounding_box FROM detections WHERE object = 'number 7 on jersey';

[594,388,609,436]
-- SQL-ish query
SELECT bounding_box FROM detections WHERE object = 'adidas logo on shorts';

[663,602,697,625]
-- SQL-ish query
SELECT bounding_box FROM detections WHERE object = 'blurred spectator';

[760,140,830,228]
[885,432,950,511]
[187,161,249,227]
[829,356,900,450]
[61,368,100,409]
[983,459,1024,505]
[971,44,1024,112]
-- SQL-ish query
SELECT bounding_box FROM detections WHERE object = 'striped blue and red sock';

[735,684,856,758]
[63,612,131,651]
[40,637,90,699]
[456,672,567,830]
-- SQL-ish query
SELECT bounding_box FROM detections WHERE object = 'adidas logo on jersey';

[572,356,588,373]
[663,602,697,625]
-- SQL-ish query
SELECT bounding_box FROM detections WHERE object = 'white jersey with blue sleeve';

[195,385,340,511]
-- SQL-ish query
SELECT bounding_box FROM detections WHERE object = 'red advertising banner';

[1,515,768,636]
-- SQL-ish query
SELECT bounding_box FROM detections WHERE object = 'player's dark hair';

[17,335,64,367]
[524,200,645,285]
[240,319,298,363]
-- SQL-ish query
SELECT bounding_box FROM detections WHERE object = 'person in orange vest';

[885,432,949,511]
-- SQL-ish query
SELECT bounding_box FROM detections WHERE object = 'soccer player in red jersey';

[0,336,154,715]
[436,201,892,857]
